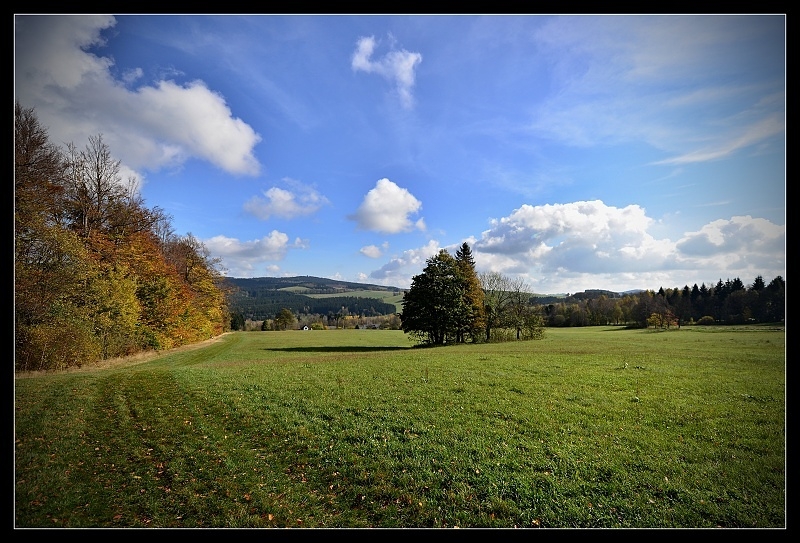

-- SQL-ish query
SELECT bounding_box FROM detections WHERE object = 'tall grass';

[15,326,785,528]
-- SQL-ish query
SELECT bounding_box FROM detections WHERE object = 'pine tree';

[454,242,485,343]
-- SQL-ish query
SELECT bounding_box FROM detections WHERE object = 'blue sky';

[14,14,785,294]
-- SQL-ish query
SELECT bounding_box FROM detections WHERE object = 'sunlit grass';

[15,326,785,528]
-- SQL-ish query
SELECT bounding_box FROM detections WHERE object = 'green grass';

[272,286,404,312]
[303,290,405,313]
[14,326,785,528]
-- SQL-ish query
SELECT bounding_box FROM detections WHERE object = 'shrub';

[697,315,716,325]
[17,320,101,371]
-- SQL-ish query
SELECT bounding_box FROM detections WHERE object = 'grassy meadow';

[302,289,405,313]
[14,325,785,528]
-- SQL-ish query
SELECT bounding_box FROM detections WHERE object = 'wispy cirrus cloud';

[528,16,785,164]
[351,35,422,109]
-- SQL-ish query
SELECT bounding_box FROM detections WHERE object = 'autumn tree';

[14,101,66,233]
[15,104,230,370]
[14,101,102,370]
[504,276,543,340]
[62,134,128,241]
[476,271,545,340]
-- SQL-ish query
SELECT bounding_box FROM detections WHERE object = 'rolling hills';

[222,276,405,319]
[221,275,639,321]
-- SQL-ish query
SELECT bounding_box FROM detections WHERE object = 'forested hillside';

[225,275,403,295]
[224,276,402,320]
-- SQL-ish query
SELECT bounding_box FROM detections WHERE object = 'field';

[14,326,785,528]
[299,289,405,313]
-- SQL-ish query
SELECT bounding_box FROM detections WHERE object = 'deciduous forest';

[15,102,230,371]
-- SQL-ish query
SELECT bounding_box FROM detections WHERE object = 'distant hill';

[531,289,645,305]
[222,276,406,320]
[221,275,645,320]
[222,275,405,294]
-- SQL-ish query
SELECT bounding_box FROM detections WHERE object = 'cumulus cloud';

[471,200,676,286]
[351,35,422,109]
[348,178,425,234]
[368,240,442,288]
[243,179,330,220]
[474,200,659,267]
[360,242,389,258]
[675,216,785,258]
[203,231,307,277]
[463,200,784,293]
[14,15,261,178]
[356,200,783,294]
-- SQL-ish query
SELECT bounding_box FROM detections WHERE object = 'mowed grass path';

[15,326,785,528]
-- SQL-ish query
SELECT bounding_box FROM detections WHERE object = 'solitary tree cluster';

[400,243,545,345]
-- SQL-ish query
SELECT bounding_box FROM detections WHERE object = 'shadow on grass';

[264,346,412,353]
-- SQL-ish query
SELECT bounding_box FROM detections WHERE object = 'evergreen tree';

[454,242,485,343]
[274,308,296,330]
[401,250,468,345]
[765,276,785,322]
[230,312,246,331]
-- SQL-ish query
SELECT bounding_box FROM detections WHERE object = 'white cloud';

[472,200,674,281]
[243,179,330,220]
[14,15,261,178]
[351,35,422,109]
[475,200,656,262]
[455,200,784,294]
[360,242,389,259]
[675,216,785,258]
[356,200,783,294]
[368,240,442,288]
[348,178,424,234]
[134,80,261,175]
[204,231,306,277]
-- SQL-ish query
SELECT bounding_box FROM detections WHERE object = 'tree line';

[228,290,397,322]
[400,242,784,345]
[537,275,785,328]
[15,102,230,371]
